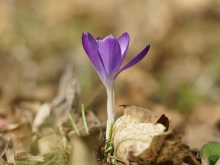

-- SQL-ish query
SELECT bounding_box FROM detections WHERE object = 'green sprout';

[67,111,81,136]
[81,104,89,135]
[16,161,38,165]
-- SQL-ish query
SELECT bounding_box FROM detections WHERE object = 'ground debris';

[51,63,80,112]
[113,105,189,165]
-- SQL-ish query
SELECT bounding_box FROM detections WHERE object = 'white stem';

[106,85,115,140]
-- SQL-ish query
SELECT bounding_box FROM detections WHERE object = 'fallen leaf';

[38,130,68,155]
[113,105,188,165]
[136,132,189,165]
[2,123,32,154]
[118,105,171,131]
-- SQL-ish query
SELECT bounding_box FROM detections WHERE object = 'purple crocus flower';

[82,32,150,87]
[82,32,150,140]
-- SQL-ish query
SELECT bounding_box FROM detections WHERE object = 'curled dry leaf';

[136,132,189,165]
[118,105,172,131]
[112,105,189,165]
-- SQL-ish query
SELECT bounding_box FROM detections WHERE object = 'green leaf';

[16,161,38,165]
[209,155,220,165]
[201,141,220,165]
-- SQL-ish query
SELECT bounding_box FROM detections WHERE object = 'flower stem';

[106,85,115,140]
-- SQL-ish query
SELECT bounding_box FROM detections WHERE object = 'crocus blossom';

[82,32,150,87]
[82,32,150,139]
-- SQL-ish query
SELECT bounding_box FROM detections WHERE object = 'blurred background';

[1,0,220,126]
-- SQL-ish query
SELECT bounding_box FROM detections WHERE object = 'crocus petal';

[82,32,106,82]
[117,32,130,68]
[118,32,130,57]
[115,45,150,77]
[98,34,122,76]
[96,37,102,46]
[84,33,99,51]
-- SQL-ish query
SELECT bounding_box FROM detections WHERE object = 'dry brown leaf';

[114,122,166,164]
[38,130,68,155]
[137,132,189,165]
[1,123,32,154]
[113,105,188,165]
[152,104,185,131]
[119,105,171,130]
